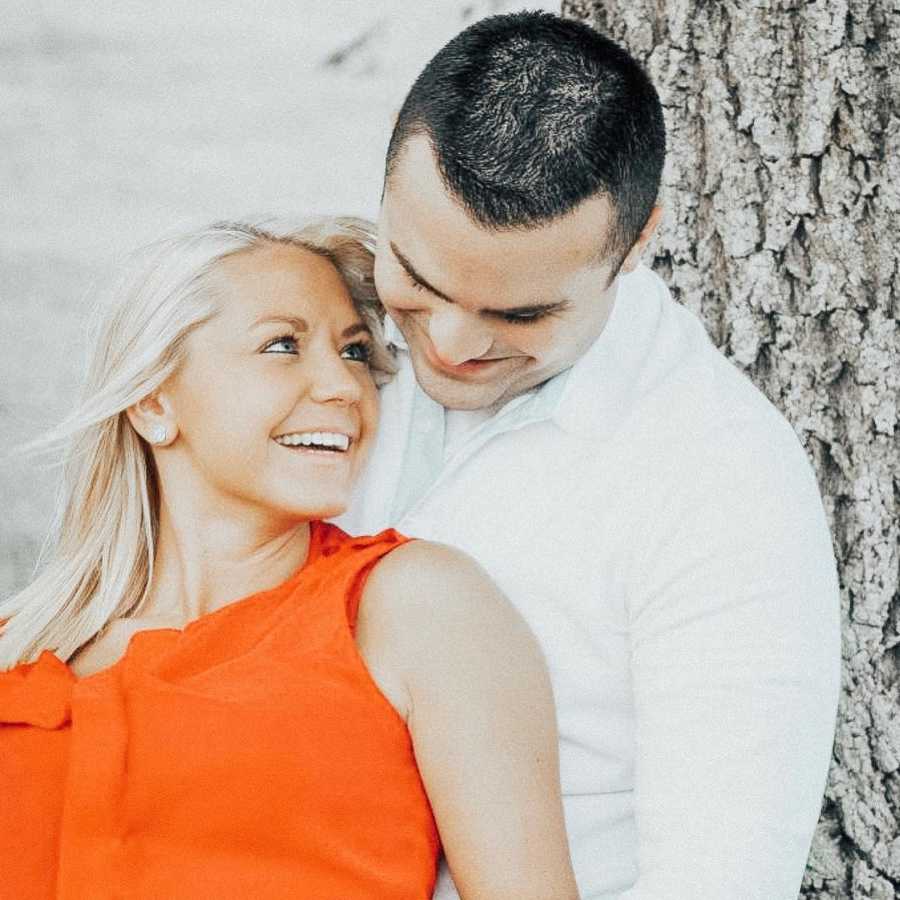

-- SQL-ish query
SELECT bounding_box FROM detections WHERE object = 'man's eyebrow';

[390,243,456,303]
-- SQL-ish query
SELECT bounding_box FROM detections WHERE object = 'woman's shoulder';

[356,537,549,737]
[365,539,500,616]
[359,539,538,674]
[317,525,498,618]
[315,520,408,557]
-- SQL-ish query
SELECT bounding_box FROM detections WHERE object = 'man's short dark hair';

[385,11,666,270]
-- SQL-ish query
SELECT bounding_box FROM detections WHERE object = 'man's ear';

[126,393,179,447]
[619,205,663,275]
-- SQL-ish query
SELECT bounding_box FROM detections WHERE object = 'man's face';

[374,135,637,411]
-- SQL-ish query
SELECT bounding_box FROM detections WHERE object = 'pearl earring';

[150,425,168,445]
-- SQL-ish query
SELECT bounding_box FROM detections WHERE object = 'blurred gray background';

[0,0,557,596]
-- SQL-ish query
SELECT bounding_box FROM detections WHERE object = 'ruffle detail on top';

[0,650,75,729]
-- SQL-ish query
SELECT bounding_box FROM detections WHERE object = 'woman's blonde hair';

[0,216,395,670]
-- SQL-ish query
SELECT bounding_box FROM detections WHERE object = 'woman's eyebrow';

[249,315,370,340]
[342,323,372,339]
[251,314,309,331]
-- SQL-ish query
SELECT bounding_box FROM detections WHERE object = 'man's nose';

[308,349,362,406]
[427,307,492,366]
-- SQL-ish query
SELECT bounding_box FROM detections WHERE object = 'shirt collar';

[491,264,663,439]
[552,264,671,441]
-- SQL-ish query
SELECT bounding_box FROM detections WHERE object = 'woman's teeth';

[274,431,350,452]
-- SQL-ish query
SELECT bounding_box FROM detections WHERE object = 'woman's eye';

[341,342,372,364]
[262,335,298,354]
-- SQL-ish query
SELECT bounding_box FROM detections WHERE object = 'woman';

[0,217,579,899]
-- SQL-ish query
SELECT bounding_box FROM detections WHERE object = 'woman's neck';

[141,489,312,627]
[68,493,312,678]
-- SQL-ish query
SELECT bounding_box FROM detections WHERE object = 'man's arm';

[622,416,841,899]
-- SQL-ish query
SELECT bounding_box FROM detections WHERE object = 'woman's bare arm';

[357,540,579,900]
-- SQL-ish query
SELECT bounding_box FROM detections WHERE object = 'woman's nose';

[307,349,362,406]
[427,307,492,366]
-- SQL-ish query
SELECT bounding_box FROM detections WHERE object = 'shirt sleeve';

[621,415,841,900]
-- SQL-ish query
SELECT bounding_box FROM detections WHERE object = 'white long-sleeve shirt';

[335,263,841,899]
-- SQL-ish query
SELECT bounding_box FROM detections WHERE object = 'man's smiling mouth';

[422,343,521,379]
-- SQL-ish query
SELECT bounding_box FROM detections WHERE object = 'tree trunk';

[561,1,900,896]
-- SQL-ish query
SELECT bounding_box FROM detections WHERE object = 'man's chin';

[413,365,506,411]
[414,363,540,411]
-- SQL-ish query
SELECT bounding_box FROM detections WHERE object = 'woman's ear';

[126,393,179,448]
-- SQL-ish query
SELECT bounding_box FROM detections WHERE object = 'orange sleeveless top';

[0,523,439,899]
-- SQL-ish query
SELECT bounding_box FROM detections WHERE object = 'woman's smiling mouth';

[273,431,352,453]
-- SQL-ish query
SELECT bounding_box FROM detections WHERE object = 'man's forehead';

[389,239,576,315]
[383,139,617,282]
[382,207,614,311]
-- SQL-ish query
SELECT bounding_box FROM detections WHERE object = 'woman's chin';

[269,496,349,524]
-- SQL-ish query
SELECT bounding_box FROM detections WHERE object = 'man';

[336,11,841,899]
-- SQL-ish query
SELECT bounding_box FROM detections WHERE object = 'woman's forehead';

[214,244,358,325]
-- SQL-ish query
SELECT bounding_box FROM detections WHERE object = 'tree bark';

[561,1,900,896]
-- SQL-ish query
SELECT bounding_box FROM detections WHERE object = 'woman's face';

[164,243,379,523]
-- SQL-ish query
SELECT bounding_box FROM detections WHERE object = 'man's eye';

[341,342,372,363]
[502,312,545,325]
[404,271,427,293]
[262,335,298,353]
